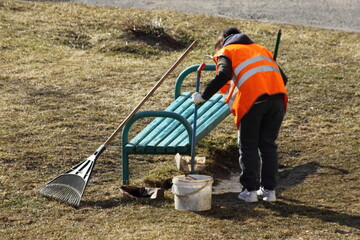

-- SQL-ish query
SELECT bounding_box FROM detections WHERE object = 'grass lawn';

[1,0,359,239]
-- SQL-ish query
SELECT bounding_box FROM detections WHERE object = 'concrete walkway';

[71,0,360,32]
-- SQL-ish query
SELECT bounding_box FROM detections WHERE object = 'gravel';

[69,0,360,32]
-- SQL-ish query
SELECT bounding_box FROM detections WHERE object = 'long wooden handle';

[103,40,197,147]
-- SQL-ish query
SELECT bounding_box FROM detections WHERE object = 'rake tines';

[38,145,105,207]
[38,174,86,207]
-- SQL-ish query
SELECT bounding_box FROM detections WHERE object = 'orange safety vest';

[214,43,288,128]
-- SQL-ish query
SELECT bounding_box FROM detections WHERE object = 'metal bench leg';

[122,148,129,185]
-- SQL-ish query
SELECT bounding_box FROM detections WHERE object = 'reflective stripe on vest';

[223,56,280,109]
[227,65,280,108]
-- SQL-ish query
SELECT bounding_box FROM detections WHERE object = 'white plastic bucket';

[171,175,213,211]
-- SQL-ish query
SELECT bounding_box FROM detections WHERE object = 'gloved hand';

[191,92,205,105]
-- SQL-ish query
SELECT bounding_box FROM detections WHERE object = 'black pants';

[238,96,285,191]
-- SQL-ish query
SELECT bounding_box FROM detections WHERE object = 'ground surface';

[70,0,360,32]
[66,0,360,193]
[2,1,359,239]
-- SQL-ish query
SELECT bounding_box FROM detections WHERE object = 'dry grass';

[1,0,359,239]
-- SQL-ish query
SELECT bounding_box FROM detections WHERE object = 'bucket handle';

[171,182,209,197]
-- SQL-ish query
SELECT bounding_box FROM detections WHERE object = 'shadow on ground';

[277,161,349,192]
[197,193,360,233]
[199,161,359,232]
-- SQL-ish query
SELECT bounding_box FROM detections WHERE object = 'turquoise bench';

[121,64,231,184]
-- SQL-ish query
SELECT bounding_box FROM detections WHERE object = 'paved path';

[71,0,360,32]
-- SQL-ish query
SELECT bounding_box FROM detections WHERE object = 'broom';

[38,41,197,206]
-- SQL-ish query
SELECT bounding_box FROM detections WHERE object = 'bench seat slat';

[125,92,229,155]
[165,96,229,152]
[133,96,193,152]
[176,103,231,149]
[157,94,224,151]
[128,93,191,146]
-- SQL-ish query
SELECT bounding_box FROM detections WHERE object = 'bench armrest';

[121,111,193,184]
[174,64,216,99]
[121,110,193,151]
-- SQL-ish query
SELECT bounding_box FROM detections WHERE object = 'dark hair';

[222,27,241,38]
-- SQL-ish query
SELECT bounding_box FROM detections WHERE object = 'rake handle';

[103,41,197,147]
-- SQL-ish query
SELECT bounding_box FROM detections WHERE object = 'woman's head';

[222,27,241,38]
[215,27,241,51]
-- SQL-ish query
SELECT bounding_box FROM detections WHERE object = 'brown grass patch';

[1,0,359,239]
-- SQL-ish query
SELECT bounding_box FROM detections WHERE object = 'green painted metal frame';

[174,64,216,99]
[121,111,193,184]
[121,64,218,185]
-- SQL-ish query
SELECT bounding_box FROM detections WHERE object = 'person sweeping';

[192,27,288,202]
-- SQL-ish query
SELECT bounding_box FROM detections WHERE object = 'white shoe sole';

[257,189,276,202]
[263,197,276,202]
[238,193,258,202]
